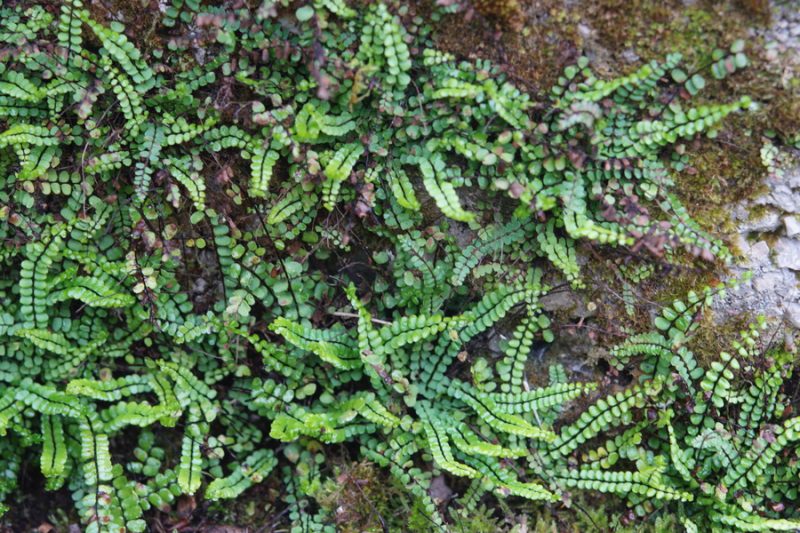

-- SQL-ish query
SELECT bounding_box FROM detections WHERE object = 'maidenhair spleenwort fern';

[602,283,800,531]
[0,0,792,531]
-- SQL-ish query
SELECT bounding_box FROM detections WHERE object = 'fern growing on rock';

[584,288,800,531]
[0,0,786,531]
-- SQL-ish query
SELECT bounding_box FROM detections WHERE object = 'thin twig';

[331,311,393,326]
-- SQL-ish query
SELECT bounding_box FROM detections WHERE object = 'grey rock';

[730,282,754,302]
[785,215,800,237]
[539,291,576,313]
[731,233,749,255]
[754,271,785,293]
[768,185,800,213]
[731,205,749,221]
[746,240,771,266]
[486,334,503,357]
[785,303,800,329]
[620,48,640,63]
[429,476,453,504]
[546,330,608,381]
[539,291,597,319]
[789,171,800,189]
[775,238,800,270]
[741,210,780,233]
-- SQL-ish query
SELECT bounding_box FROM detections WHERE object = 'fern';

[248,143,280,199]
[82,15,155,92]
[0,2,782,530]
[419,154,474,222]
[177,425,204,495]
[40,415,68,487]
[205,449,277,500]
[322,142,364,210]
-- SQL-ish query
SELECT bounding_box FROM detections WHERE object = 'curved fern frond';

[419,155,474,222]
[205,449,277,500]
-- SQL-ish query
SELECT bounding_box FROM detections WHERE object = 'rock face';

[784,215,800,237]
[765,4,800,80]
[786,302,800,329]
[718,0,800,325]
[720,159,800,328]
[720,0,800,330]
[775,238,800,270]
[739,210,780,233]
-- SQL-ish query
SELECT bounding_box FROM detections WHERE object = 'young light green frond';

[205,449,277,500]
[351,393,401,428]
[386,166,421,211]
[98,400,162,431]
[167,155,206,212]
[16,380,85,418]
[376,314,453,353]
[48,276,136,308]
[270,316,361,370]
[486,382,594,415]
[15,328,71,356]
[249,145,279,199]
[463,454,559,502]
[448,382,556,441]
[79,417,113,487]
[0,124,58,148]
[158,361,218,422]
[322,143,364,210]
[177,430,203,495]
[0,388,24,434]
[709,505,800,532]
[448,422,527,458]
[40,415,68,483]
[67,375,151,401]
[419,155,474,222]
[419,406,481,479]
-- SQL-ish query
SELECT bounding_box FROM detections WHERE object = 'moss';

[521,495,680,532]
[472,0,524,29]
[657,4,749,62]
[449,503,506,532]
[733,0,771,23]
[767,90,800,143]
[674,117,768,237]
[84,0,163,51]
[432,0,581,94]
[315,460,416,532]
[685,309,753,366]
[581,0,676,59]
[580,1,758,66]
[201,476,283,528]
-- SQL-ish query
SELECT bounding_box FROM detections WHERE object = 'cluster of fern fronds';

[0,0,796,531]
